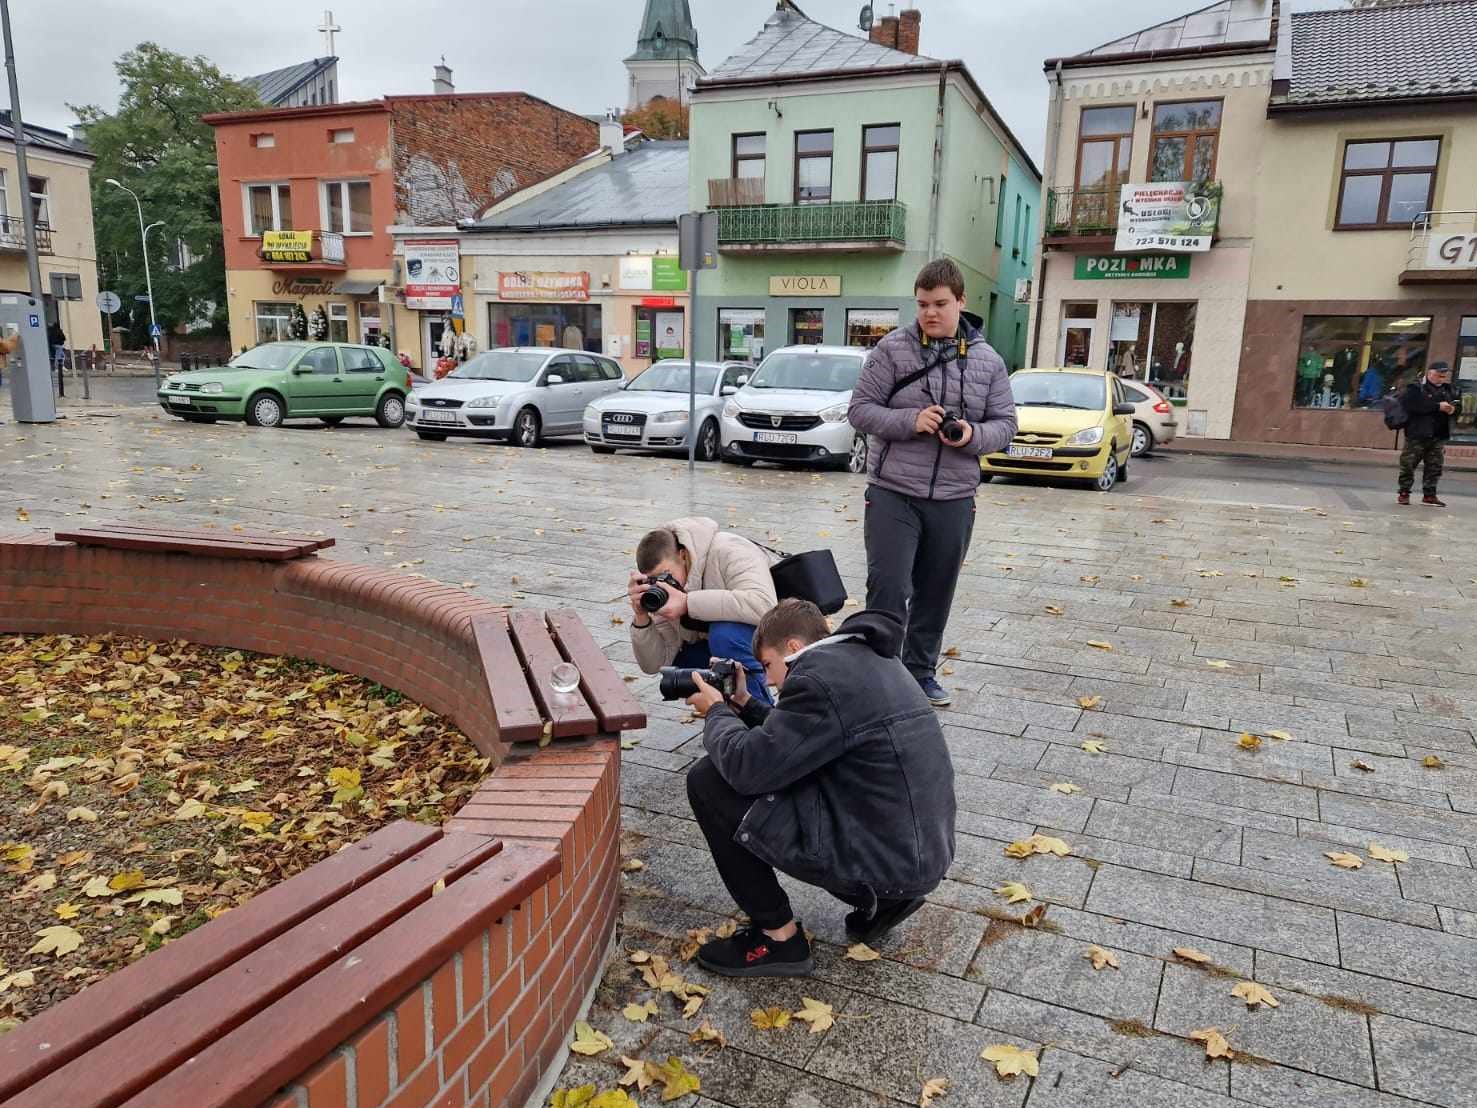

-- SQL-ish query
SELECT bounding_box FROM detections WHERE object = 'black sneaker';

[696,923,813,978]
[844,897,926,945]
[917,675,952,707]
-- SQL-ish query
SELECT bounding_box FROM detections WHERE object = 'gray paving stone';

[1169,747,1309,785]
[1395,857,1477,913]
[1332,750,1477,794]
[1294,819,1472,867]
[1301,773,1454,810]
[977,990,1229,1094]
[957,809,1040,842]
[1023,903,1256,977]
[1086,866,1340,963]
[1240,829,1403,891]
[1074,711,1207,749]
[1172,767,1321,819]
[1231,1063,1440,1108]
[1369,1016,1477,1108]
[1036,825,1196,878]
[1191,859,1437,928]
[948,834,1097,910]
[1126,789,1302,835]
[948,687,1085,731]
[1337,914,1477,999]
[967,925,1164,1023]
[1252,950,1477,1037]
[1038,744,1181,791]
[954,776,1096,832]
[1024,1048,1237,1108]
[988,764,1134,805]
[944,726,1050,770]
[804,996,1030,1108]
[1318,792,1477,850]
[1208,732,1343,774]
[1153,964,1375,1087]
[1084,800,1243,862]
[808,942,985,1023]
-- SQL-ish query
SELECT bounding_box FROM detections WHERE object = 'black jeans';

[687,757,795,929]
[863,484,976,680]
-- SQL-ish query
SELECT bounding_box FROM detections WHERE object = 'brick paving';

[4,407,1476,1107]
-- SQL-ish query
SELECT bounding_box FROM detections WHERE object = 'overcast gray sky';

[12,0,1341,164]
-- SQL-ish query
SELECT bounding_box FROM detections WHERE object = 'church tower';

[624,0,705,110]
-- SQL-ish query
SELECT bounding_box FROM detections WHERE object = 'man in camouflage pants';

[1398,361,1457,508]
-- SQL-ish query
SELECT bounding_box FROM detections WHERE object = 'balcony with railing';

[708,179,907,254]
[1043,187,1121,250]
[1402,210,1477,284]
[0,216,53,255]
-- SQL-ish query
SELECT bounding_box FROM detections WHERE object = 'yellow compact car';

[982,367,1135,492]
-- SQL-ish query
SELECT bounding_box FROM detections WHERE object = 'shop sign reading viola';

[1075,255,1192,281]
[404,240,461,310]
[497,271,591,302]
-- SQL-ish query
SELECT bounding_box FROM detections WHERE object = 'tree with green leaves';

[73,43,260,346]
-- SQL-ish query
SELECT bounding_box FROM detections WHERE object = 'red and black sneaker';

[1423,495,1447,508]
[1397,492,1411,506]
[696,923,813,978]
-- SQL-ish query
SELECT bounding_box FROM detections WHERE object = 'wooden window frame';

[1149,98,1223,183]
[860,123,900,203]
[731,132,766,181]
[1073,104,1136,193]
[793,129,834,205]
[1334,137,1441,232]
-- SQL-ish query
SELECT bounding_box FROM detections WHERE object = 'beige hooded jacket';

[630,516,778,673]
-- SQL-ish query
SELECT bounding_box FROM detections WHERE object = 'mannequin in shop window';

[455,330,477,362]
[439,324,456,359]
[1117,347,1138,379]
[1297,348,1323,406]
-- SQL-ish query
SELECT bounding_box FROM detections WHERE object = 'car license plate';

[420,410,457,424]
[1007,444,1053,459]
[604,424,643,437]
[168,398,192,408]
[754,431,798,445]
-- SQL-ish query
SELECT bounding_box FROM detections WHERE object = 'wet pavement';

[4,403,1477,1108]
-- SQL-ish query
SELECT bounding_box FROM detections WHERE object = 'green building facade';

[688,1,1040,366]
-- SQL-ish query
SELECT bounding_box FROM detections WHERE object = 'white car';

[405,348,624,446]
[1118,378,1179,456]
[582,359,752,460]
[719,345,869,472]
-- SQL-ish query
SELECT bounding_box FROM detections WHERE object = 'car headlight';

[1066,425,1105,447]
[583,405,599,421]
[722,400,741,420]
[163,377,179,390]
[819,402,849,424]
[654,410,689,423]
[405,394,419,407]
[467,396,501,408]
[200,382,224,395]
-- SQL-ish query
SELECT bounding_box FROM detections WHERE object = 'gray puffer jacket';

[848,314,1017,501]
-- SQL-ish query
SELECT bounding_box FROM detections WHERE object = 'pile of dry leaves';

[0,632,490,1030]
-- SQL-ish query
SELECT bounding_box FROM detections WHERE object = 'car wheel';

[1094,454,1119,492]
[244,392,284,428]
[1131,422,1153,457]
[513,407,542,447]
[181,414,216,424]
[979,473,994,483]
[846,436,868,474]
[375,393,406,429]
[319,416,344,427]
[591,445,616,455]
[696,419,721,462]
[416,431,448,442]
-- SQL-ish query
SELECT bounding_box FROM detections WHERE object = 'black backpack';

[1381,389,1408,431]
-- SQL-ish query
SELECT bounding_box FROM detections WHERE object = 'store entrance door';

[1059,320,1095,367]
[423,316,449,376]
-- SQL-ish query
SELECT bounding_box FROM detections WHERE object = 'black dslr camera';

[938,411,968,444]
[639,571,685,614]
[658,657,741,701]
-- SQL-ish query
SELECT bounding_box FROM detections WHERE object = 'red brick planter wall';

[0,538,627,1108]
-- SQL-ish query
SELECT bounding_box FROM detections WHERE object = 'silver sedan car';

[583,360,753,460]
[405,348,624,446]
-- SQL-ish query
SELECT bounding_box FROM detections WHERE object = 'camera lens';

[640,584,669,613]
[657,666,700,701]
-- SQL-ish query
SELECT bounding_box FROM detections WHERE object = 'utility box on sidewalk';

[0,292,56,423]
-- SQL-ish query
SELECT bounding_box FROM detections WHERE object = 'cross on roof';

[318,9,341,56]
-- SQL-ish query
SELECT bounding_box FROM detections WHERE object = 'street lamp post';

[105,178,163,385]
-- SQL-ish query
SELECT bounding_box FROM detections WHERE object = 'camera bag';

[749,539,848,615]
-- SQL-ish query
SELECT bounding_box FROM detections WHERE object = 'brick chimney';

[897,8,921,55]
[870,13,900,49]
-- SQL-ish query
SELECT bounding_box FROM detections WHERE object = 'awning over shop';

[336,279,384,296]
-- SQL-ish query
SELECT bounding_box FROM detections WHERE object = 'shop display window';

[489,303,603,353]
[254,301,295,345]
[1107,301,1196,397]
[847,309,898,349]
[1455,316,1477,441]
[790,308,825,346]
[719,308,765,363]
[1292,315,1430,409]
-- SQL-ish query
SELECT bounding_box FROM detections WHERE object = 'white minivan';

[718,345,869,472]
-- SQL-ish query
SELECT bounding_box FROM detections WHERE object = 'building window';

[251,132,276,149]
[28,176,48,226]
[322,180,372,234]
[1336,138,1440,230]
[330,128,355,144]
[254,301,296,345]
[633,307,685,360]
[790,307,825,345]
[1150,100,1222,183]
[1108,302,1196,396]
[994,175,1006,246]
[245,183,292,235]
[1293,315,1430,409]
[1011,195,1023,257]
[327,302,350,343]
[732,133,765,182]
[719,308,765,363]
[1453,316,1477,440]
[861,124,900,203]
[0,168,9,222]
[358,302,383,346]
[489,302,602,353]
[1073,106,1133,232]
[846,309,898,349]
[794,131,833,205]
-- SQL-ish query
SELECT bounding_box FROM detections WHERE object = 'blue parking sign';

[27,314,38,328]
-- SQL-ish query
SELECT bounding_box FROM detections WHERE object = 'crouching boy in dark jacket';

[684,599,957,977]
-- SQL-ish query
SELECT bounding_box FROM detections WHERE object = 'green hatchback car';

[157,341,411,428]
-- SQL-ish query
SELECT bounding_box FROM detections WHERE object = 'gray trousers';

[863,484,976,679]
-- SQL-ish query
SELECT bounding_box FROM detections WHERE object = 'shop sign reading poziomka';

[1115,181,1220,254]
[497,271,591,302]
[260,230,315,264]
[1075,255,1192,280]
[404,240,461,310]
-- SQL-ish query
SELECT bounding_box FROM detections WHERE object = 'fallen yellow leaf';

[173,798,207,821]
[1171,599,1191,608]
[751,1006,792,1030]
[1048,782,1082,795]
[689,1020,726,1048]
[1206,660,1232,670]
[108,870,146,892]
[793,996,835,1034]
[65,807,98,823]
[622,999,658,1023]
[1237,733,1262,751]
[1077,695,1103,709]
[618,1056,654,1092]
[1231,980,1279,1009]
[648,1056,701,1102]
[995,882,1033,905]
[29,924,84,957]
[1086,640,1114,651]
[1367,843,1409,864]
[1325,850,1363,870]
[1081,740,1107,754]
[1190,1027,1234,1059]
[1266,729,1293,742]
[54,902,80,920]
[1044,605,1065,616]
[845,942,882,962]
[980,1042,1039,1079]
[621,859,645,873]
[1350,759,1374,772]
[149,916,174,936]
[1422,755,1444,769]
[919,1077,949,1106]
[568,1020,614,1056]
[1085,945,1120,971]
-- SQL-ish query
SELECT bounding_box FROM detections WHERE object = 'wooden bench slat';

[114,845,559,1108]
[545,609,647,733]
[6,832,501,1108]
[0,820,440,1102]
[471,615,544,744]
[508,609,599,740]
[61,522,331,551]
[53,530,317,561]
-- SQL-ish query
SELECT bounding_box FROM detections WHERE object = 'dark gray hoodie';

[699,609,957,907]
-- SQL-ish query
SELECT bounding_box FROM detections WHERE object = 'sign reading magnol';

[1115,182,1221,253]
[404,240,461,310]
[497,271,591,301]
